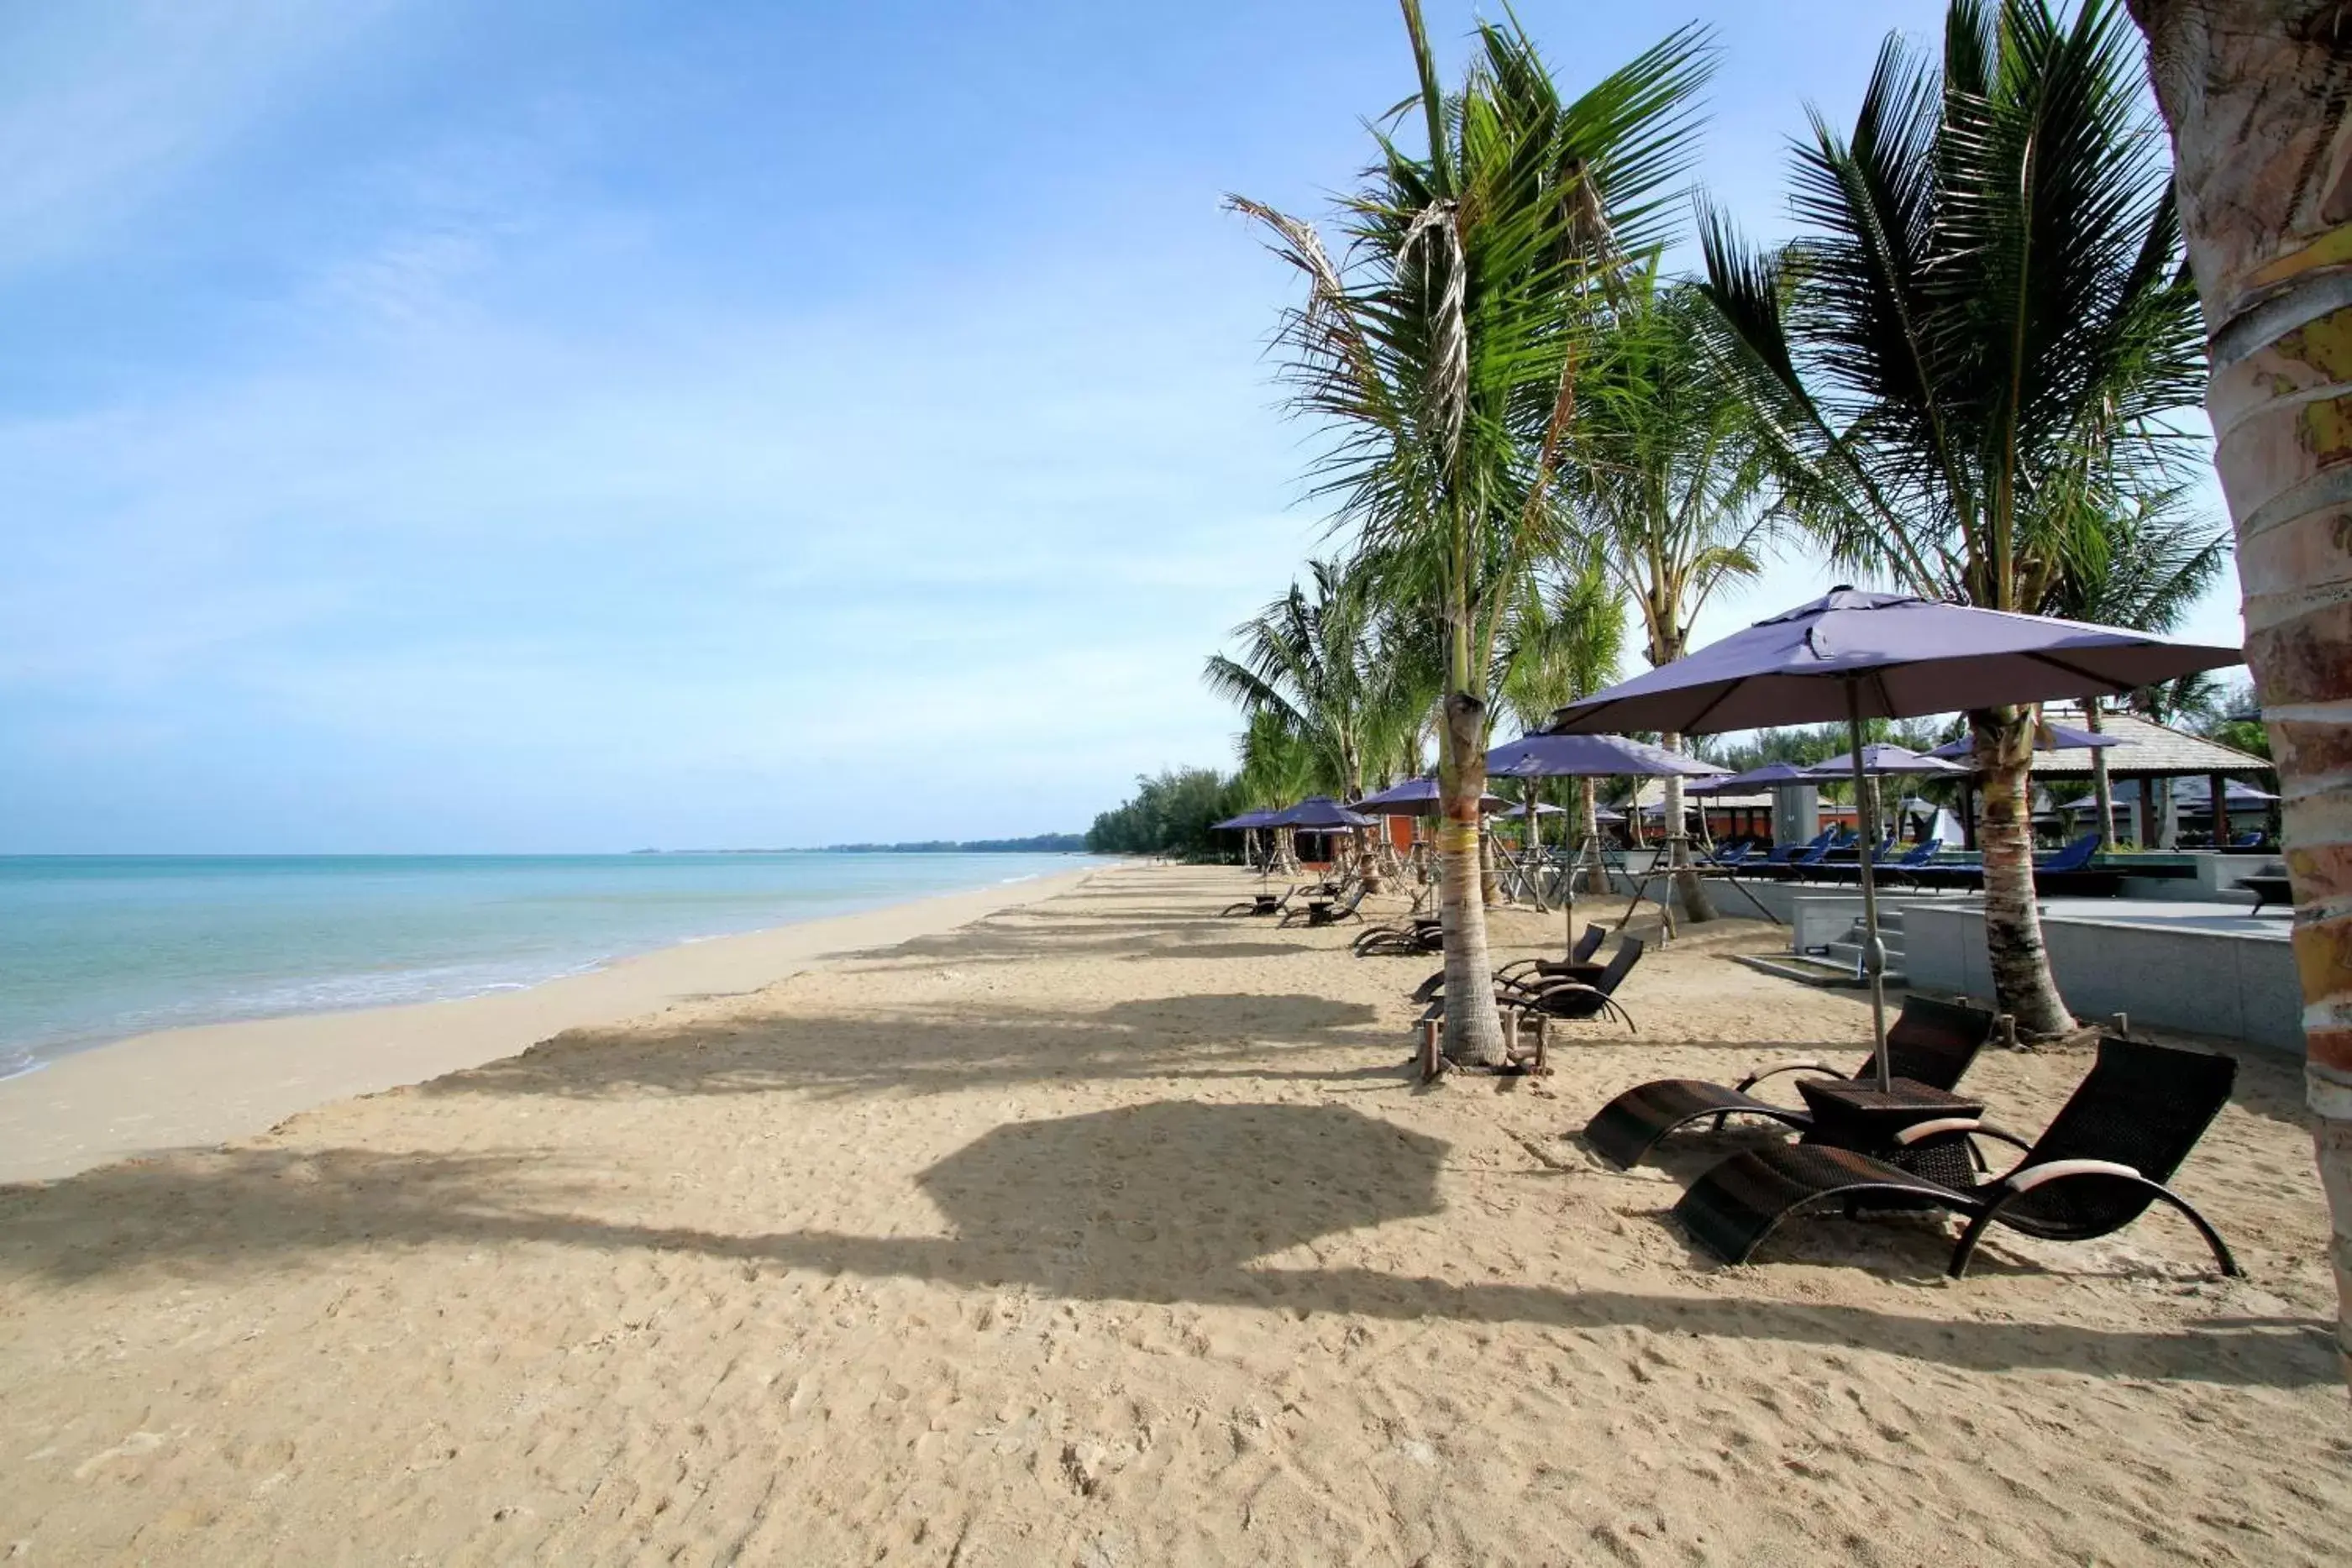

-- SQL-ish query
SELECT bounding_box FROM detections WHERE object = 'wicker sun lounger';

[1220,884,1299,918]
[1281,883,1368,928]
[1411,922,1607,1004]
[1670,1036,2239,1277]
[1583,995,1997,1169]
[1355,912,1445,957]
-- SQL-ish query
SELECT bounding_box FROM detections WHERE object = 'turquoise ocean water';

[0,853,1100,1079]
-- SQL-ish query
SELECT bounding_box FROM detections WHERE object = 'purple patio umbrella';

[1688,760,1816,794]
[1485,732,1725,780]
[1352,776,1509,815]
[1265,795,1374,830]
[1485,732,1740,936]
[1544,587,2242,1087]
[1924,721,2120,761]
[1802,744,1966,779]
[1213,807,1284,879]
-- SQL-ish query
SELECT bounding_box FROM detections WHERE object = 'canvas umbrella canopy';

[1265,795,1373,829]
[1352,776,1509,815]
[2061,778,2278,811]
[1212,807,1284,879]
[1485,733,1737,936]
[1802,744,1966,778]
[1924,722,2118,760]
[1543,588,2242,1088]
[1485,732,1725,780]
[1688,760,1814,794]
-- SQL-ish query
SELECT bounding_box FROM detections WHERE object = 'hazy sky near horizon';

[0,0,2242,852]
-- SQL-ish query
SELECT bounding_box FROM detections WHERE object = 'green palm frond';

[1699,0,2203,617]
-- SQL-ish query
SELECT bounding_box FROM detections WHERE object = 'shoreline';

[0,864,1100,1185]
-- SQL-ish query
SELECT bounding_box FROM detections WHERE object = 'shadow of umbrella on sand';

[913,1101,1447,1301]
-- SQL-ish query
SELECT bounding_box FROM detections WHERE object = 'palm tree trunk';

[1972,706,2075,1036]
[1662,730,1719,922]
[1523,779,1547,911]
[2087,700,2118,851]
[2131,0,2352,1382]
[1348,765,1381,892]
[1437,642,1506,1068]
[1579,778,1608,893]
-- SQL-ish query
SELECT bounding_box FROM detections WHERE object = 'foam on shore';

[0,867,1098,1183]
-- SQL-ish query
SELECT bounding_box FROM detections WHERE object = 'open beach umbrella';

[1688,760,1814,794]
[1924,721,2119,761]
[1802,744,1966,779]
[2062,778,2279,811]
[1485,732,1725,781]
[1543,587,2242,1088]
[1351,776,1509,815]
[1265,795,1374,829]
[1484,732,1732,936]
[1213,807,1283,878]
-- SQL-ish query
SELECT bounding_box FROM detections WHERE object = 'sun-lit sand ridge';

[1,863,2345,1563]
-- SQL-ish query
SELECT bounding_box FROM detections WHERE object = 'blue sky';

[0,1,2239,852]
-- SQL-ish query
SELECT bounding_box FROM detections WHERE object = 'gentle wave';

[0,852,1101,1071]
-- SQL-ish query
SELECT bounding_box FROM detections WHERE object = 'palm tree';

[2041,488,2231,847]
[1205,559,1389,878]
[2128,0,2352,1384]
[1499,560,1625,888]
[1230,2,1713,1065]
[1205,560,1383,803]
[1700,0,2205,1035]
[1569,265,1779,917]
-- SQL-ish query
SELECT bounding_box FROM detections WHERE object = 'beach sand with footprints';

[3,863,2345,1563]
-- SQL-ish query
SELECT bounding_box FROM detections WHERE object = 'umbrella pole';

[1846,680,1892,1090]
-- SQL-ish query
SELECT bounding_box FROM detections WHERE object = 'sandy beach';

[2,862,2346,1564]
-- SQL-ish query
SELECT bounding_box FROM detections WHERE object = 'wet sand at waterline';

[1,864,2344,1563]
[0,869,1099,1184]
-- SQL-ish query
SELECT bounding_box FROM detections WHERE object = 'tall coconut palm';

[1230,2,1712,1065]
[1500,560,1625,887]
[2041,487,2231,847]
[1205,560,1384,805]
[1700,0,2206,1035]
[1569,265,1779,917]
[2128,0,2352,1383]
[1205,559,1390,877]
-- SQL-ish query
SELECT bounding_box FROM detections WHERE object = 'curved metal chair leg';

[1948,1177,2241,1279]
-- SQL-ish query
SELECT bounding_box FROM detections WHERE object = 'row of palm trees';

[1208,0,2222,1068]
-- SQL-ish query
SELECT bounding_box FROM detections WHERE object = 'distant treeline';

[1086,768,1249,858]
[821,834,1089,854]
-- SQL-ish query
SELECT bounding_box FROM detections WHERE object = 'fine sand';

[1,863,2345,1564]
[0,869,1098,1185]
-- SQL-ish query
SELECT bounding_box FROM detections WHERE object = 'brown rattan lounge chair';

[1415,936,1642,1032]
[1582,995,1998,1169]
[1354,915,1443,957]
[1669,1036,2239,1277]
[1497,936,1646,1034]
[1220,884,1299,918]
[1282,882,1368,928]
[1410,923,1606,1002]
[1495,923,1609,987]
